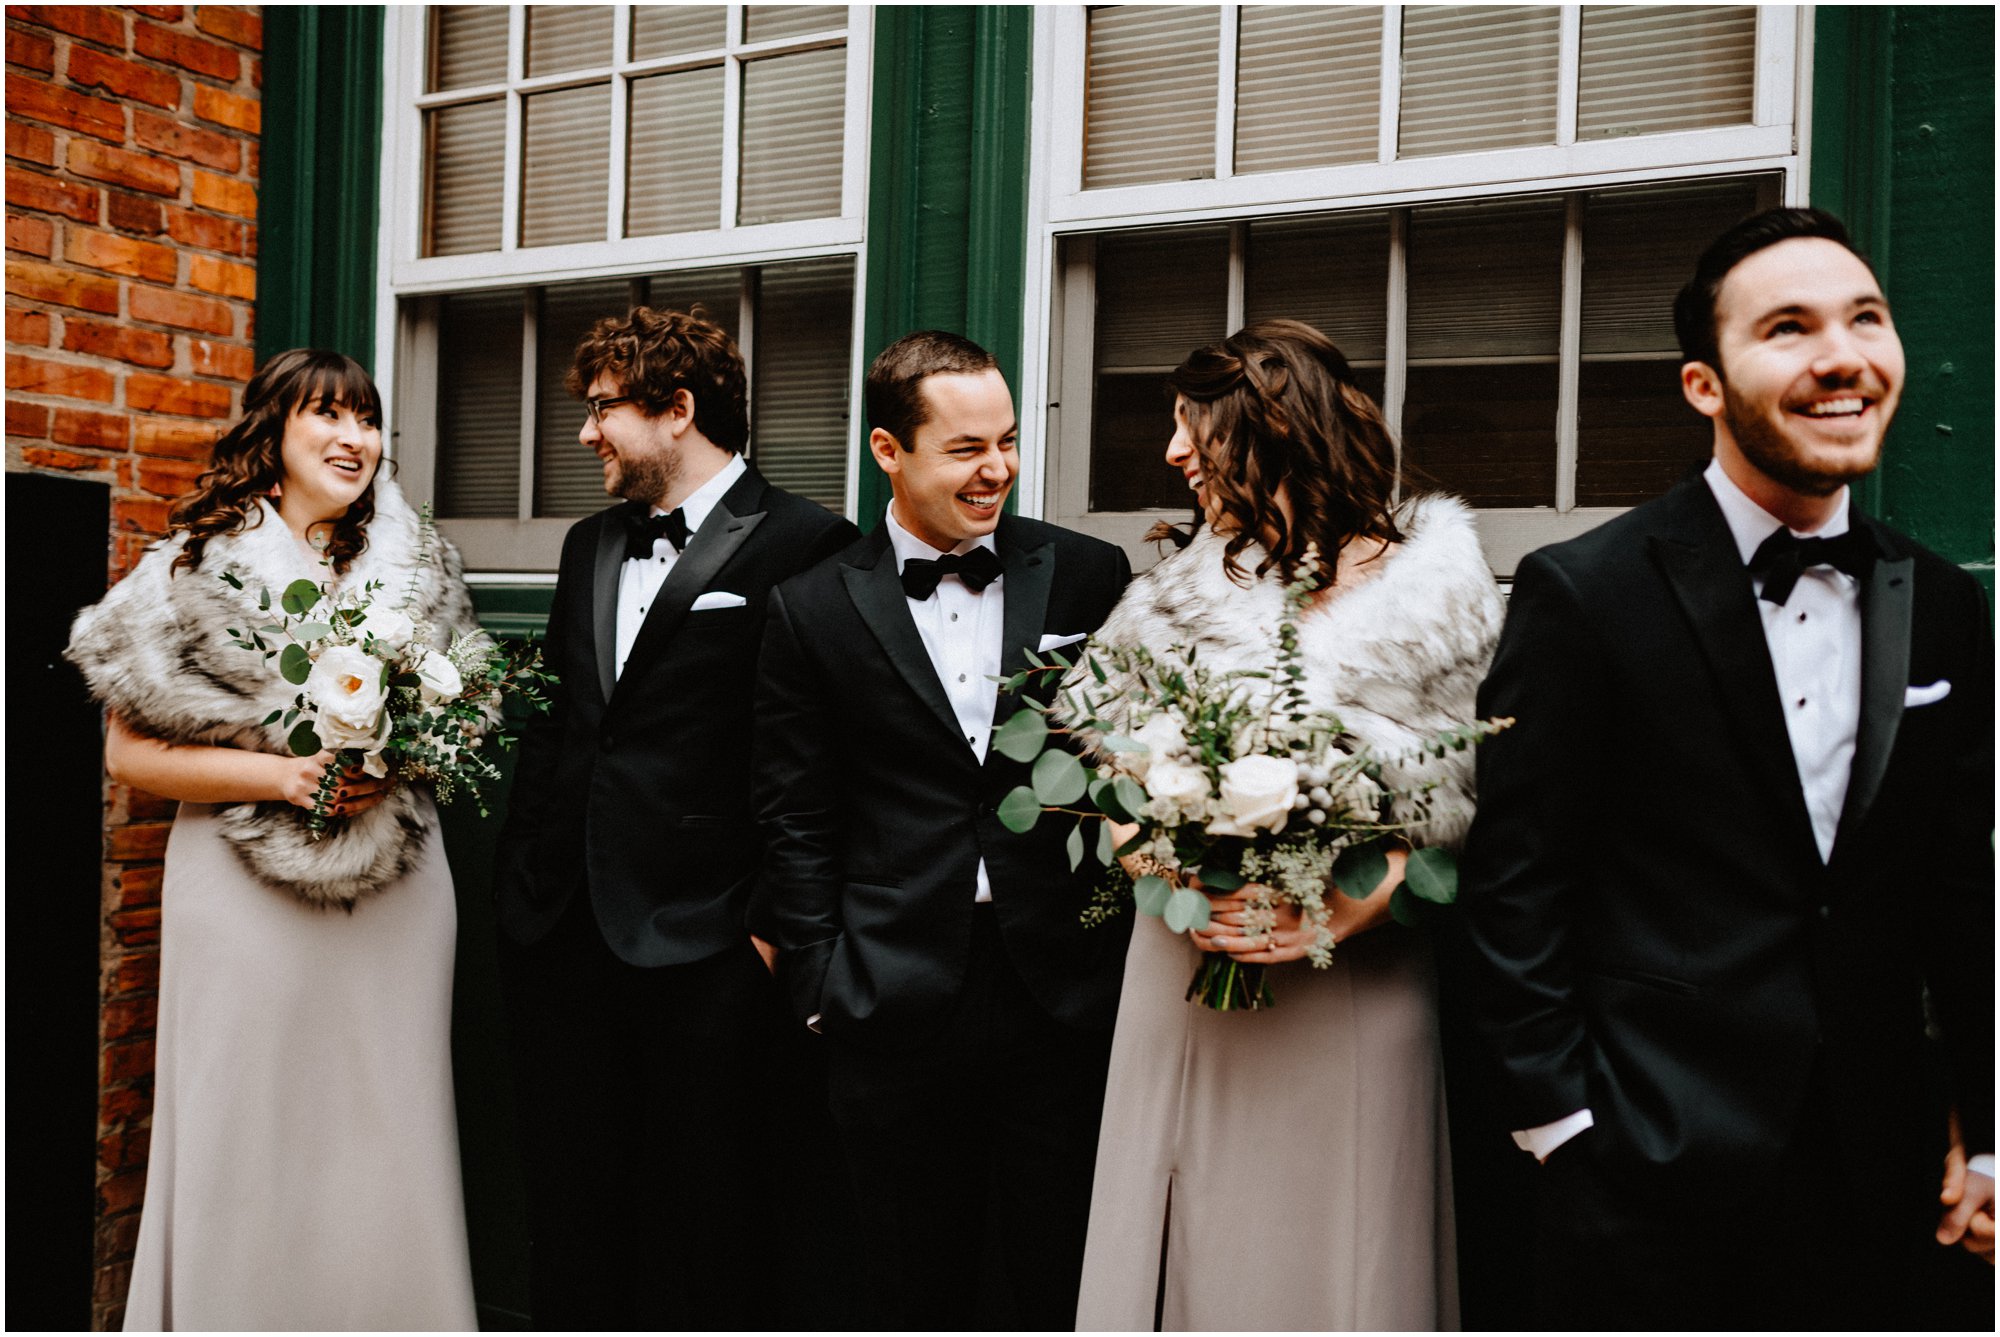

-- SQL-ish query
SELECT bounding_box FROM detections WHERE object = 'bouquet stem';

[1187,956,1275,1011]
[306,754,345,839]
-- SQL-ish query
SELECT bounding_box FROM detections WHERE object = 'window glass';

[738,46,847,224]
[1083,6,1219,189]
[628,68,726,237]
[521,86,612,249]
[533,280,635,518]
[1244,212,1390,362]
[1578,6,1757,141]
[436,290,525,518]
[1398,6,1561,157]
[632,5,728,60]
[428,6,507,91]
[526,5,613,77]
[743,5,845,43]
[424,102,506,257]
[1234,6,1381,174]
[752,256,856,510]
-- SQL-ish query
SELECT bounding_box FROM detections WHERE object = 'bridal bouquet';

[220,517,552,836]
[992,547,1502,1010]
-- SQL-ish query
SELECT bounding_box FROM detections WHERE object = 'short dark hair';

[865,330,1000,451]
[1673,207,1876,370]
[566,305,749,453]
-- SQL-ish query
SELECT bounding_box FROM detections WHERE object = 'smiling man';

[1460,209,1994,1326]
[750,331,1133,1328]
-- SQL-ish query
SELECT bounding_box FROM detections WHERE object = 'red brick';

[113,495,173,535]
[21,444,113,469]
[6,25,56,73]
[99,1082,154,1128]
[187,253,252,299]
[63,317,172,368]
[7,307,53,344]
[68,141,180,196]
[108,822,172,861]
[68,46,184,111]
[138,454,205,496]
[65,228,178,283]
[190,168,254,218]
[97,1124,152,1173]
[92,1258,135,1308]
[133,415,219,457]
[12,6,128,48]
[7,400,51,437]
[100,1035,156,1086]
[132,107,241,171]
[127,372,231,418]
[195,6,260,49]
[103,995,159,1045]
[6,119,58,166]
[107,189,167,236]
[7,213,54,257]
[97,1211,143,1266]
[52,407,133,449]
[188,337,251,380]
[191,81,258,133]
[5,74,125,142]
[131,5,185,20]
[8,353,115,401]
[129,283,231,334]
[7,164,100,222]
[120,786,178,821]
[161,204,239,253]
[134,20,238,80]
[112,946,161,996]
[7,258,119,312]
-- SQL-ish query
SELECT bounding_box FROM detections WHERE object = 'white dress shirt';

[613,453,746,681]
[884,502,1004,902]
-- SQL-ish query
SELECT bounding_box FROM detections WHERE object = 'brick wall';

[3,5,261,1328]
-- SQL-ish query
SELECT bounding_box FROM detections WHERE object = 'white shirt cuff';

[1968,1154,1995,1179]
[805,1012,822,1034]
[1512,1108,1595,1161]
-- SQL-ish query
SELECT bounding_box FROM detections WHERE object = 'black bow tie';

[625,507,691,560]
[1748,526,1874,605]
[900,546,1003,601]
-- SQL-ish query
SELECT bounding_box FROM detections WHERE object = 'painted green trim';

[963,6,1034,405]
[469,584,555,641]
[257,7,384,370]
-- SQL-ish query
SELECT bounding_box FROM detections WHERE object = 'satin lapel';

[609,498,767,710]
[997,518,1055,689]
[591,509,627,705]
[1650,485,1819,862]
[1836,540,1914,844]
[841,533,963,742]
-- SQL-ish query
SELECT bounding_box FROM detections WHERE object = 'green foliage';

[996,785,1043,833]
[1133,874,1171,916]
[1404,846,1458,904]
[1030,750,1087,805]
[280,578,321,615]
[278,643,313,685]
[1331,840,1391,900]
[991,707,1048,762]
[287,719,323,756]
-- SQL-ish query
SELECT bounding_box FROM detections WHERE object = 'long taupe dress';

[1067,498,1501,1331]
[120,800,476,1331]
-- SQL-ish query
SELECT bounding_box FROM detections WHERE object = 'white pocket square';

[690,591,748,611]
[1038,632,1089,654]
[1903,680,1951,708]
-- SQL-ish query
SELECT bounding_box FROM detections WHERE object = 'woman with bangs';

[67,349,478,1329]
[1065,320,1504,1330]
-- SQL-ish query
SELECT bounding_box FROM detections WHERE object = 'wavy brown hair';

[1163,319,1405,586]
[565,304,749,453]
[170,349,384,576]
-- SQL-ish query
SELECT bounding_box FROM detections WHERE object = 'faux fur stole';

[66,480,483,907]
[1060,493,1504,850]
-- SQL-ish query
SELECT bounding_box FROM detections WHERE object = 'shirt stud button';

[951,612,960,622]
[958,673,967,683]
[1797,612,1807,623]
[1797,697,1807,708]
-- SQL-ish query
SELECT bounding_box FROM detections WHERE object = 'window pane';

[1084,6,1219,189]
[1244,211,1390,361]
[535,279,635,518]
[522,85,611,248]
[424,101,505,256]
[644,268,741,337]
[628,68,725,237]
[428,6,508,92]
[1399,6,1559,158]
[526,5,612,77]
[1403,362,1560,507]
[752,256,855,511]
[1235,6,1381,174]
[436,290,524,519]
[1089,225,1229,512]
[743,5,845,43]
[738,46,846,224]
[1578,6,1757,141]
[632,5,728,60]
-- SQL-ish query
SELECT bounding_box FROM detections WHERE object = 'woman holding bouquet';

[67,350,478,1329]
[1067,320,1503,1329]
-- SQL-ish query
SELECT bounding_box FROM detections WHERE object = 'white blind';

[429,6,507,92]
[628,68,725,237]
[425,101,505,256]
[632,5,727,60]
[536,279,636,517]
[1581,176,1764,355]
[1094,225,1230,369]
[645,269,742,339]
[750,256,853,510]
[743,5,845,43]
[738,46,846,225]
[1578,7,1757,142]
[1399,6,1560,158]
[1407,197,1565,359]
[1083,6,1218,190]
[526,5,613,78]
[437,290,525,519]
[521,85,611,249]
[1244,212,1390,360]
[1234,6,1382,175]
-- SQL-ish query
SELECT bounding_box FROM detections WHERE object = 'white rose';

[1144,759,1211,824]
[1205,753,1299,837]
[1125,713,1189,781]
[415,649,464,702]
[363,605,415,650]
[305,644,388,732]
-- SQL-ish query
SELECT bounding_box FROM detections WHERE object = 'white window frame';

[373,5,874,574]
[1019,4,1810,575]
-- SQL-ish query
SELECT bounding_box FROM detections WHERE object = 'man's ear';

[869,427,903,476]
[658,387,697,436]
[1680,360,1725,420]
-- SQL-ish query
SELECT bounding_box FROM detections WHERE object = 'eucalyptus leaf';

[278,643,313,685]
[1031,750,1088,806]
[293,621,333,642]
[995,786,1043,834]
[1193,864,1244,892]
[1331,840,1390,900]
[287,720,323,756]
[1113,775,1148,823]
[260,710,282,726]
[1098,733,1143,752]
[991,709,1049,763]
[1066,823,1085,872]
[1092,777,1133,824]
[220,570,243,589]
[1113,831,1149,859]
[280,579,321,616]
[1133,874,1171,917]
[1164,885,1207,933]
[1096,819,1116,866]
[1388,884,1422,928]
[1404,846,1458,904]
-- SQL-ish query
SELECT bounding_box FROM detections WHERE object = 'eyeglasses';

[583,395,636,425]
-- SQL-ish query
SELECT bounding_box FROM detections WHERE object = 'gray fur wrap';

[65,480,484,908]
[1059,493,1504,851]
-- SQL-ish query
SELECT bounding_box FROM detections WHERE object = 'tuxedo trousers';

[502,891,854,1330]
[826,903,1114,1331]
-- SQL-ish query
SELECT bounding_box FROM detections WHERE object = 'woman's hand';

[276,753,393,817]
[1109,820,1148,880]
[1187,847,1409,964]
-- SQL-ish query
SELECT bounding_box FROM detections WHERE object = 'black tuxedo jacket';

[749,514,1134,1044]
[494,465,858,966]
[1461,475,1993,1214]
